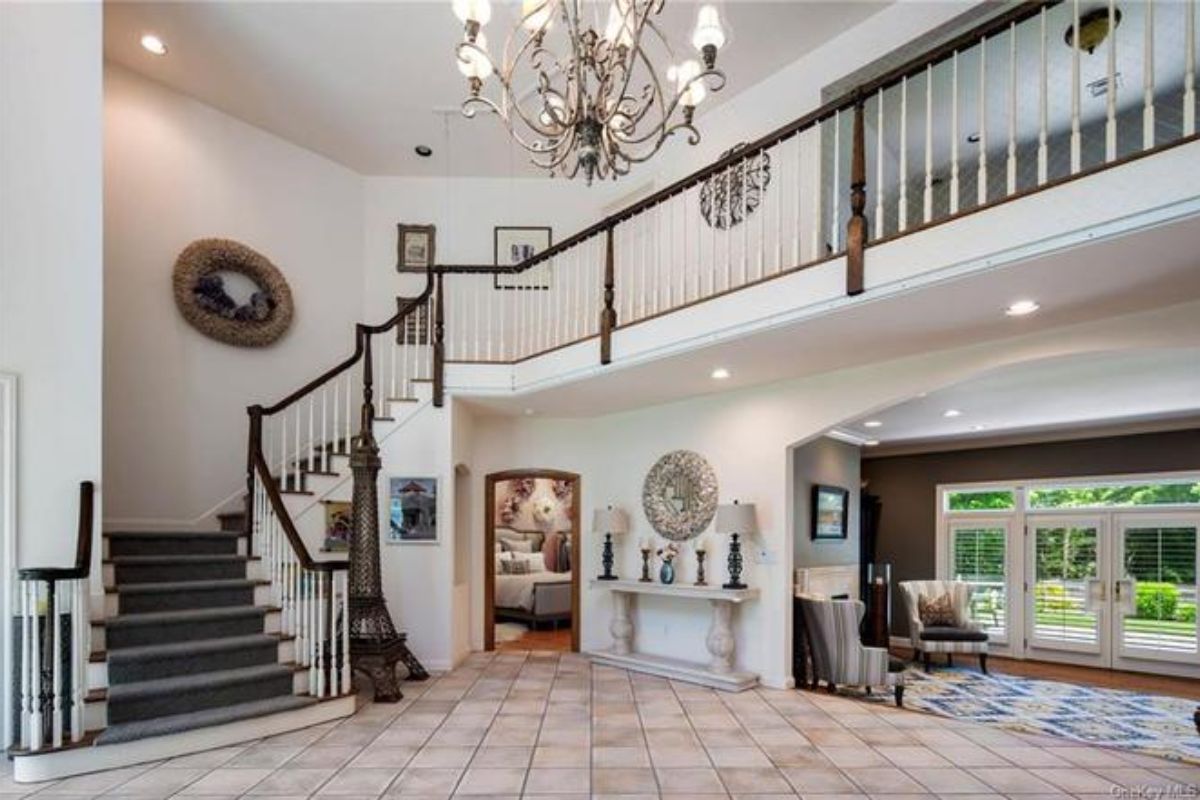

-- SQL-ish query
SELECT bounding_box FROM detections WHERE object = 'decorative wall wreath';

[642,450,719,542]
[173,238,294,347]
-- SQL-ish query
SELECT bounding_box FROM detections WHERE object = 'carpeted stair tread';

[106,530,240,538]
[96,695,316,745]
[106,554,248,564]
[107,633,276,663]
[106,605,264,628]
[107,663,294,701]
[114,578,262,594]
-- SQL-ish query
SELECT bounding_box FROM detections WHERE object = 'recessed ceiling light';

[864,439,880,447]
[971,424,988,432]
[414,145,433,157]
[523,408,535,416]
[943,409,962,418]
[1005,299,1040,316]
[711,367,730,380]
[140,33,168,56]
[863,420,883,429]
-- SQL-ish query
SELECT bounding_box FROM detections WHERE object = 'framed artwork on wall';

[323,501,352,552]
[494,226,552,290]
[388,477,438,544]
[396,223,436,272]
[811,484,850,540]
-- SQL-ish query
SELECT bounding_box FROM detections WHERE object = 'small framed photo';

[811,484,850,540]
[494,226,552,290]
[397,223,436,272]
[323,501,352,552]
[388,477,438,544]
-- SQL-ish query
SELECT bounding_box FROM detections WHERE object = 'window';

[1121,526,1198,655]
[951,525,1007,639]
[945,490,1016,512]
[1028,481,1200,510]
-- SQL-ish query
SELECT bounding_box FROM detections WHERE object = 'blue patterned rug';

[870,667,1200,764]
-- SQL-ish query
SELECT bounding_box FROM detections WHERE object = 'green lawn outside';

[1034,608,1196,636]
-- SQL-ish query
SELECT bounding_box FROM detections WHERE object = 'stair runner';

[97,531,313,745]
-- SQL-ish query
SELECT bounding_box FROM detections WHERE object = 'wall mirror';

[642,450,718,542]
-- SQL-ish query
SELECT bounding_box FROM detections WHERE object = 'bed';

[495,570,572,628]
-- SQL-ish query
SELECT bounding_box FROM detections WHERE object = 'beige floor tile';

[384,766,463,797]
[317,768,402,796]
[1026,768,1121,794]
[108,767,208,796]
[986,748,1071,768]
[846,767,926,794]
[452,768,526,796]
[875,746,952,768]
[968,767,1062,794]
[521,767,589,794]
[530,747,588,768]
[655,767,725,794]
[716,767,792,794]
[707,747,773,768]
[591,746,651,768]
[289,748,362,770]
[178,768,272,795]
[903,767,994,794]
[247,768,337,796]
[467,747,531,769]
[819,747,890,768]
[590,767,658,794]
[649,745,712,767]
[782,766,859,794]
[409,748,475,770]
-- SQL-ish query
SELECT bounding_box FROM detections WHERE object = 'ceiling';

[103,1,889,177]
[460,209,1200,422]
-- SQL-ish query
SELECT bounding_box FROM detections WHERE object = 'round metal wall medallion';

[642,450,718,542]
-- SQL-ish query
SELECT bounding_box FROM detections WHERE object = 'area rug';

[495,622,529,643]
[869,667,1200,764]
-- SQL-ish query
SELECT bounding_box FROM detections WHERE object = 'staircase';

[96,530,311,745]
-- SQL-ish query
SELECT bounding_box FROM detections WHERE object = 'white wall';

[458,299,1200,688]
[793,436,861,569]
[0,2,104,570]
[103,65,366,526]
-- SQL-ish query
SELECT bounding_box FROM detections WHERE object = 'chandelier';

[452,0,728,184]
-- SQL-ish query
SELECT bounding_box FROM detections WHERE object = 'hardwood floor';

[495,626,573,652]
[895,646,1200,700]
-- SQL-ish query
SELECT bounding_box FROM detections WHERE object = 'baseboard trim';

[12,695,355,783]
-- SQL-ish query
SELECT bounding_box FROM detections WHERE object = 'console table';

[588,580,760,692]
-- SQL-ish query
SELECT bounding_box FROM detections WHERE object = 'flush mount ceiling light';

[451,0,729,184]
[1005,299,1040,316]
[414,145,434,157]
[864,439,880,447]
[971,424,988,432]
[1065,6,1122,55]
[943,409,962,418]
[710,367,730,380]
[863,420,882,429]
[140,33,168,56]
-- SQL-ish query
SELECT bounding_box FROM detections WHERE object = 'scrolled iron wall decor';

[699,143,771,230]
[173,238,294,347]
[642,450,718,542]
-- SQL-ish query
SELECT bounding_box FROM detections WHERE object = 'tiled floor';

[4,651,1199,800]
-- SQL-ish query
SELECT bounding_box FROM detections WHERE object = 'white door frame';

[1,373,18,748]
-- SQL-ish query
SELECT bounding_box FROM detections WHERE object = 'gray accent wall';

[793,437,861,568]
[862,428,1200,633]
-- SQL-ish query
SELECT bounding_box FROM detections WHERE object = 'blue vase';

[659,562,675,584]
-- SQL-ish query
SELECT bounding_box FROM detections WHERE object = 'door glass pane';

[952,526,1007,638]
[1033,526,1099,645]
[1122,526,1198,654]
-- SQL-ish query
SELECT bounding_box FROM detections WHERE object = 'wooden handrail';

[18,481,94,582]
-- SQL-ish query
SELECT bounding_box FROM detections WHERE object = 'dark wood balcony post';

[244,406,263,552]
[600,225,616,365]
[846,96,867,297]
[433,270,445,407]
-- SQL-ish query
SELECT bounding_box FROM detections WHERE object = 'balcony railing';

[419,0,1197,400]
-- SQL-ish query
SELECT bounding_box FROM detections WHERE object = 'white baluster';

[52,583,63,747]
[774,145,783,272]
[331,379,339,461]
[924,64,934,223]
[793,131,803,262]
[317,572,326,697]
[30,582,42,751]
[71,579,84,742]
[1105,0,1118,162]
[830,111,842,250]
[755,160,765,279]
[279,413,287,489]
[308,573,317,694]
[898,79,908,233]
[340,572,351,695]
[343,371,351,453]
[951,50,961,214]
[1143,0,1155,150]
[1186,0,1196,136]
[875,88,885,233]
[321,387,329,473]
[20,580,31,748]
[1071,0,1082,173]
[1007,22,1017,196]
[808,125,821,261]
[293,407,300,490]
[978,35,988,207]
[1038,8,1049,185]
[307,397,314,474]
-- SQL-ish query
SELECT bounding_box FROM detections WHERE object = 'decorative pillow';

[542,532,562,573]
[500,557,532,575]
[525,553,546,573]
[918,593,958,627]
[506,539,534,554]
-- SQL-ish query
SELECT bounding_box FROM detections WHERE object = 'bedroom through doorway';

[484,470,580,652]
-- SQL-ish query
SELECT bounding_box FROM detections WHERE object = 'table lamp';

[593,506,629,581]
[715,500,756,590]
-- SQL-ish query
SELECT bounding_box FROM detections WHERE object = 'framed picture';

[811,484,850,540]
[397,223,436,272]
[323,501,352,552]
[494,226,552,290]
[388,477,438,544]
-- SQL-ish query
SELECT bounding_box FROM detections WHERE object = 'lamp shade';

[593,507,629,536]
[715,501,757,536]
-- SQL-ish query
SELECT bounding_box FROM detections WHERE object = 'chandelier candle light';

[452,0,729,184]
[593,505,629,580]
[716,500,756,590]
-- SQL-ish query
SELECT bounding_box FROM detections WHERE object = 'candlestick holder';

[639,548,653,582]
[695,550,707,586]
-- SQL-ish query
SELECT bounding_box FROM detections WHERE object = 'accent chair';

[797,595,905,707]
[899,579,989,673]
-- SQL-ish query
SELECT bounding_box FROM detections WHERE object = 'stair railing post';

[600,225,616,365]
[245,406,263,553]
[433,270,445,408]
[846,95,868,296]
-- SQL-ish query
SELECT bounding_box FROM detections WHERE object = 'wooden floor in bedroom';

[495,626,572,652]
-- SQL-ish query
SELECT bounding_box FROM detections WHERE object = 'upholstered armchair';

[899,580,989,673]
[797,596,905,707]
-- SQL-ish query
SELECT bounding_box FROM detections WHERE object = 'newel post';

[600,225,616,365]
[244,406,263,551]
[433,270,445,407]
[846,96,867,296]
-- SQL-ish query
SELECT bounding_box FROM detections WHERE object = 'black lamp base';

[723,532,747,590]
[597,533,618,580]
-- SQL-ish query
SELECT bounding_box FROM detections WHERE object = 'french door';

[1024,516,1109,668]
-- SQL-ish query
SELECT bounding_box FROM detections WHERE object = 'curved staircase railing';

[13,481,94,751]
[244,270,437,700]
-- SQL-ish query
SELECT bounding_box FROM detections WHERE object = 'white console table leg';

[611,591,634,655]
[706,599,735,674]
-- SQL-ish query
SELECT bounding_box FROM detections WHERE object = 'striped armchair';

[797,596,905,707]
[899,580,989,673]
